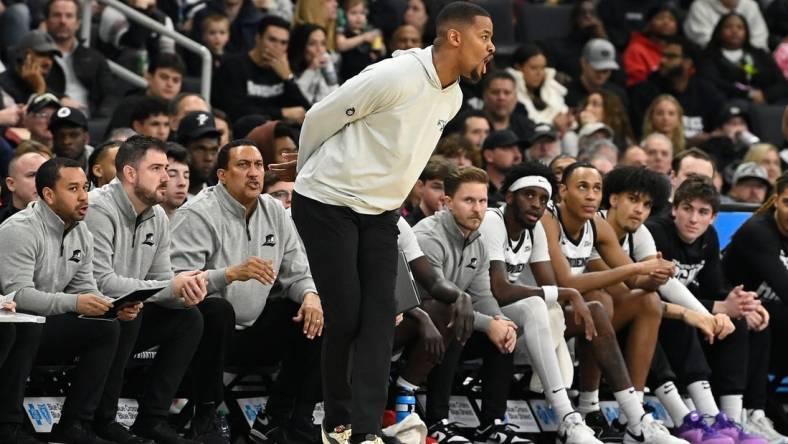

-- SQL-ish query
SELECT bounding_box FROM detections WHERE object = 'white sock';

[615,388,646,433]
[656,382,691,424]
[501,297,575,421]
[396,376,419,392]
[720,395,743,422]
[687,381,720,416]
[578,390,600,415]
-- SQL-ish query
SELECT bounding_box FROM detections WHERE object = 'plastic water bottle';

[215,411,231,442]
[395,392,416,422]
[321,54,338,86]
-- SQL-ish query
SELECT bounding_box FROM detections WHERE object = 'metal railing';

[80,0,212,101]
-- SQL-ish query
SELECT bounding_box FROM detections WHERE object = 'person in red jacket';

[623,4,680,87]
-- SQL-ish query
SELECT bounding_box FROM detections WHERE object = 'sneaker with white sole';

[321,423,352,444]
[742,412,788,444]
[354,435,384,444]
[473,419,533,444]
[428,419,472,444]
[623,414,689,444]
[558,412,604,444]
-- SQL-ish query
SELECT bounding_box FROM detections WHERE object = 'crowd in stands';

[1,0,788,444]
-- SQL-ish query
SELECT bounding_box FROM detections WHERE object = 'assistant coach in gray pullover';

[170,139,322,441]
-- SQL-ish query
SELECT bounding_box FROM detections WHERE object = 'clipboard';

[79,286,166,320]
[395,250,421,314]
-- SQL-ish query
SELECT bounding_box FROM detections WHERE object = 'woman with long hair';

[289,24,339,104]
[642,94,686,154]
[294,0,339,51]
[744,144,782,185]
[577,90,636,149]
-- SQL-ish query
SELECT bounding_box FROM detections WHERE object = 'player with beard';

[540,162,685,444]
[646,176,779,444]
[289,3,496,443]
[83,136,209,444]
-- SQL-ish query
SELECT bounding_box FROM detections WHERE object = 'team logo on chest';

[142,233,155,246]
[68,249,83,263]
[262,234,276,247]
[466,258,478,270]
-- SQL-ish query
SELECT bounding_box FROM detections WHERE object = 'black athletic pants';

[291,192,399,437]
[96,304,203,423]
[425,331,514,427]
[392,300,454,387]
[657,319,713,388]
[190,297,322,422]
[1,315,119,423]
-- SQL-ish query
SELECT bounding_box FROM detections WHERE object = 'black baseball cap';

[26,93,61,114]
[528,123,558,145]
[49,106,88,131]
[177,111,221,144]
[483,129,521,150]
[16,30,61,57]
[717,104,749,128]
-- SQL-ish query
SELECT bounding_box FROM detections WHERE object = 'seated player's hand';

[1,301,16,312]
[227,257,277,285]
[418,316,445,363]
[722,285,761,318]
[117,302,143,321]
[269,152,298,182]
[712,313,735,339]
[76,294,113,316]
[682,309,716,343]
[174,270,209,306]
[561,288,597,341]
[292,292,323,339]
[638,252,675,276]
[394,314,404,326]
[487,316,517,354]
[744,304,769,332]
[447,292,474,345]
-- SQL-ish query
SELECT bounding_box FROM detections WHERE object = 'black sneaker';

[51,420,116,444]
[473,420,533,444]
[286,416,320,444]
[584,411,625,443]
[0,423,43,444]
[94,421,154,444]
[248,412,287,444]
[131,417,198,444]
[427,419,472,444]
[186,410,229,444]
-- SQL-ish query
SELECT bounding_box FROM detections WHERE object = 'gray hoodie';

[84,179,177,305]
[413,210,505,332]
[169,184,316,327]
[0,201,101,315]
[295,46,463,214]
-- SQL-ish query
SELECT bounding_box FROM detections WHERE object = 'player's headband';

[508,175,552,199]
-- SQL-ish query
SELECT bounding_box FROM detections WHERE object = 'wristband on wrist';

[543,285,558,305]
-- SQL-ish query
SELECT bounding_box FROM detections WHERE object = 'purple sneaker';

[676,411,735,444]
[712,413,769,444]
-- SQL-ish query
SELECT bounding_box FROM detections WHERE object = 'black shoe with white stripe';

[428,419,472,444]
[248,412,287,444]
[473,420,533,444]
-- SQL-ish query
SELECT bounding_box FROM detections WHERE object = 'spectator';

[597,0,662,50]
[643,132,674,175]
[641,94,686,155]
[434,133,476,167]
[336,0,383,82]
[177,110,221,194]
[684,0,768,50]
[45,0,114,117]
[0,1,32,51]
[576,121,614,155]
[765,0,788,49]
[170,92,210,132]
[213,108,231,146]
[106,127,137,142]
[620,144,648,167]
[289,24,339,104]
[404,155,456,226]
[583,138,618,174]
[213,16,310,123]
[622,4,680,87]
[549,154,576,185]
[197,12,230,72]
[246,119,298,166]
[263,171,293,209]
[0,150,48,223]
[105,53,186,136]
[565,38,628,109]
[482,129,522,206]
[721,161,770,204]
[0,31,59,104]
[162,142,190,218]
[524,123,560,165]
[506,44,573,135]
[482,71,535,141]
[50,106,90,170]
[22,92,60,149]
[630,38,726,144]
[699,104,758,176]
[698,13,788,105]
[743,143,782,185]
[130,96,171,141]
[389,24,422,51]
[294,0,338,51]
[87,140,120,188]
[446,109,492,154]
[669,147,716,200]
[191,0,264,54]
[543,0,608,80]
[576,90,635,150]
[402,0,433,47]
[97,0,177,73]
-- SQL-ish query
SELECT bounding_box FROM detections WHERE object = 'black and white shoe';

[248,412,287,444]
[427,419,472,444]
[473,419,533,444]
[584,411,625,443]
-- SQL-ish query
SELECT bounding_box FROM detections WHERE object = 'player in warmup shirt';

[646,176,780,443]
[600,167,762,444]
[479,161,670,444]
[290,3,495,443]
[721,173,788,443]
[540,162,684,444]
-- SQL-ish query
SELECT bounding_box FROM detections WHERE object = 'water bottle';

[214,411,231,442]
[395,391,416,422]
[321,53,338,86]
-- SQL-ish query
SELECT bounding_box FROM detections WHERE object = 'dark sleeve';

[629,83,656,138]
[597,0,629,49]
[696,53,747,100]
[753,50,788,103]
[696,228,728,300]
[724,219,788,302]
[278,78,310,109]
[93,54,116,117]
